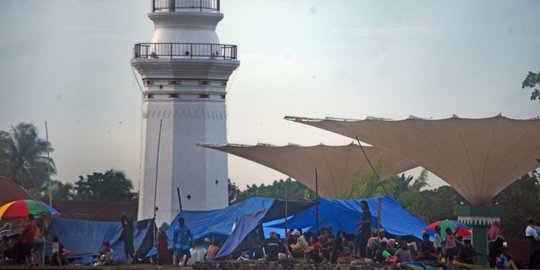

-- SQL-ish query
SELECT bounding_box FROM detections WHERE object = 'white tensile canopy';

[200,143,417,198]
[286,115,540,205]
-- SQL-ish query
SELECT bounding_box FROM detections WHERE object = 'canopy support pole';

[284,181,288,242]
[315,169,319,233]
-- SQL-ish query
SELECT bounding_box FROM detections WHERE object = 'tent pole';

[315,169,319,233]
[177,187,183,212]
[377,197,382,231]
[355,137,388,194]
[284,180,288,242]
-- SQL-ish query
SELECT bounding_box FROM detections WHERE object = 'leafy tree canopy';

[522,71,540,100]
[0,122,55,193]
[74,169,136,201]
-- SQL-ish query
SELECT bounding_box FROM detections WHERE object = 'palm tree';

[0,123,56,192]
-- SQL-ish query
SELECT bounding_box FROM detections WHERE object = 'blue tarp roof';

[146,197,276,257]
[270,195,427,239]
[168,197,276,242]
[47,217,154,260]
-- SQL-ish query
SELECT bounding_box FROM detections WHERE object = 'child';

[94,242,114,266]
[50,236,62,266]
[445,228,457,267]
[434,226,443,256]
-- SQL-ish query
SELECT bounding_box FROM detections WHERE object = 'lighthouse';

[132,0,239,224]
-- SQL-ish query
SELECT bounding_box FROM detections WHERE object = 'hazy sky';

[0,0,539,191]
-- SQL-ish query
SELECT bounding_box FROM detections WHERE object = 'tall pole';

[284,181,288,242]
[153,119,163,242]
[45,121,52,207]
[315,169,319,233]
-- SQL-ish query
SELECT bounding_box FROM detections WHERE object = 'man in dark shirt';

[354,200,371,258]
[264,232,280,261]
[459,238,476,264]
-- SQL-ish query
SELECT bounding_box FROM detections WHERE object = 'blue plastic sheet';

[215,208,270,259]
[146,197,276,256]
[46,217,154,262]
[270,195,427,239]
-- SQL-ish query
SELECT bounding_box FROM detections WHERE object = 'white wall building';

[131,0,239,224]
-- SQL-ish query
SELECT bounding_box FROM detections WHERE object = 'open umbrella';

[0,199,60,220]
[423,219,471,238]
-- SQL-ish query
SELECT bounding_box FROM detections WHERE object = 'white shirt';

[525,225,540,241]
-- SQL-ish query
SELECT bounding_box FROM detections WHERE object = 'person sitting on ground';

[365,236,380,260]
[458,237,476,265]
[290,230,309,257]
[377,230,388,244]
[320,229,335,264]
[205,239,220,261]
[94,242,114,266]
[417,233,436,261]
[264,232,280,261]
[305,234,321,263]
[394,239,413,263]
[188,242,206,265]
[374,241,392,263]
[387,238,397,254]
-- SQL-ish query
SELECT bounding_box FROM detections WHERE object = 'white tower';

[132,0,239,224]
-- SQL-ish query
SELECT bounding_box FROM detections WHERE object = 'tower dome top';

[152,0,220,13]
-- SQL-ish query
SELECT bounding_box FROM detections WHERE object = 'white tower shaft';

[132,0,239,224]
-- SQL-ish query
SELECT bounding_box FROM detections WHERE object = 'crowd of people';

[1,207,539,269]
[0,214,69,267]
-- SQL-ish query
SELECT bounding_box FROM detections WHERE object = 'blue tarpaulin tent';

[270,195,427,239]
[146,197,313,257]
[47,217,154,261]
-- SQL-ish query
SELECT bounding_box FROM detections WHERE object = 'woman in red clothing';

[156,223,170,266]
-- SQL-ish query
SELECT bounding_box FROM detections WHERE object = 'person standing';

[434,226,443,257]
[32,217,46,266]
[354,200,372,258]
[20,214,36,267]
[526,217,540,269]
[173,217,194,266]
[120,214,135,264]
[156,222,171,266]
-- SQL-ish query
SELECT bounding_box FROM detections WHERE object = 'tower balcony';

[134,43,237,60]
[152,0,220,12]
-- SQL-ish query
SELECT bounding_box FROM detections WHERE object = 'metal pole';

[315,169,319,233]
[45,121,52,207]
[377,197,382,231]
[153,119,163,219]
[284,181,288,242]
[177,187,183,212]
[152,119,163,247]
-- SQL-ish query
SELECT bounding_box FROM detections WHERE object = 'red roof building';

[0,176,34,207]
[52,200,138,221]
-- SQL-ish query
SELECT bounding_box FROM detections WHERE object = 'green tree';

[41,180,75,200]
[228,179,241,204]
[522,71,540,100]
[494,172,540,240]
[74,169,136,201]
[234,178,315,202]
[0,123,55,193]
